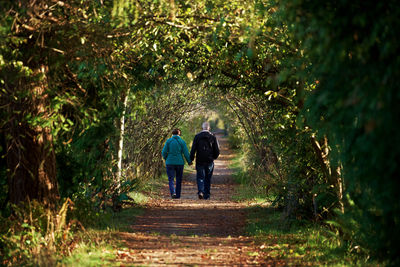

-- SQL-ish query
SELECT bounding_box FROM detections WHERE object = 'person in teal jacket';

[162,128,192,199]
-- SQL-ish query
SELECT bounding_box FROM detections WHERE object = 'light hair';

[202,122,210,130]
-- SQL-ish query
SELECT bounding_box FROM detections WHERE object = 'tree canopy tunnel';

[1,0,300,209]
[0,0,360,231]
[1,0,400,263]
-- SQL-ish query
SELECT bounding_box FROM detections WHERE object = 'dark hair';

[172,128,181,135]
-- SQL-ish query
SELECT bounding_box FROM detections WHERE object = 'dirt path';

[117,135,268,266]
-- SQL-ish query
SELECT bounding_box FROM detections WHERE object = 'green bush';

[0,199,73,266]
[280,0,400,263]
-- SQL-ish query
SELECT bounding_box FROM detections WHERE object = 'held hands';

[188,161,193,166]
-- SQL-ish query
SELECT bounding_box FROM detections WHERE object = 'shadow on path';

[117,134,267,266]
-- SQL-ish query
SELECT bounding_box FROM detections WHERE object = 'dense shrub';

[280,0,400,262]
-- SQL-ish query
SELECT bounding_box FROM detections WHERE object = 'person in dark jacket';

[162,128,192,199]
[190,122,220,199]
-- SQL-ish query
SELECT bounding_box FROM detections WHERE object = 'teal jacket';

[162,135,192,165]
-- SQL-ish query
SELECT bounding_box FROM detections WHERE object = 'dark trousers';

[196,162,214,199]
[166,165,184,198]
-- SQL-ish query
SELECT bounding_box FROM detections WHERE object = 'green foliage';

[59,205,144,266]
[173,0,336,223]
[59,242,117,267]
[280,0,400,263]
[230,125,332,222]
[0,0,397,265]
[226,125,242,149]
[246,206,376,266]
[0,199,73,266]
[122,83,204,184]
[0,198,144,266]
[0,159,7,217]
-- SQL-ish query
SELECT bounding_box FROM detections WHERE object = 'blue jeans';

[196,162,214,199]
[166,165,184,198]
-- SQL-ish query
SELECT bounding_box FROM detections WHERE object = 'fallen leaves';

[111,137,270,265]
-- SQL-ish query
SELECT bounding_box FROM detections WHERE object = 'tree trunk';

[310,135,344,214]
[116,89,130,193]
[6,65,59,206]
[331,165,344,213]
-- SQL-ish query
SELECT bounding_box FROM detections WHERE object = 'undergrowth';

[245,206,379,266]
[230,150,379,266]
[0,176,165,266]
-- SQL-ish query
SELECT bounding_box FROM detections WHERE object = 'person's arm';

[213,136,220,159]
[190,136,197,161]
[162,140,169,160]
[181,140,192,164]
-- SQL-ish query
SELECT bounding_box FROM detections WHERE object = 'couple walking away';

[162,122,220,199]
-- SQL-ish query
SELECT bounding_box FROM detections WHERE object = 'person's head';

[172,128,181,135]
[202,122,210,131]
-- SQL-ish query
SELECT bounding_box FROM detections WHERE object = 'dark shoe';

[198,192,204,199]
[172,194,177,199]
